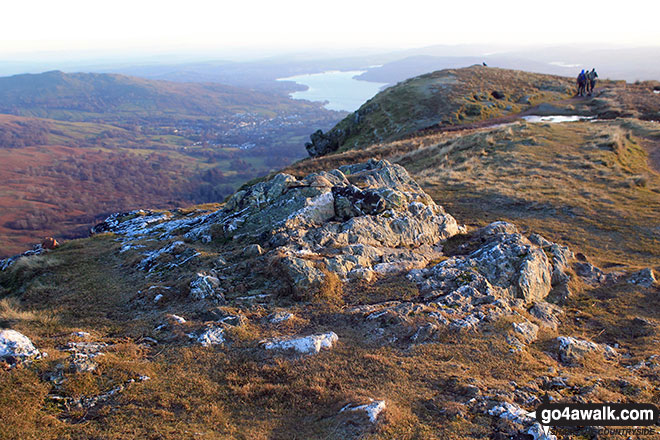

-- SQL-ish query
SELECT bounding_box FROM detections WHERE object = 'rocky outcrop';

[93,160,461,298]
[407,222,566,329]
[215,159,460,294]
[305,128,347,157]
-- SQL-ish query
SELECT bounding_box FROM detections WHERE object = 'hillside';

[305,65,660,157]
[1,67,659,439]
[0,70,329,121]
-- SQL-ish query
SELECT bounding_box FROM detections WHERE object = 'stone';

[190,272,225,302]
[197,326,225,347]
[628,268,657,288]
[0,329,40,364]
[268,311,295,324]
[243,244,264,257]
[513,321,539,344]
[556,336,617,364]
[529,302,562,330]
[574,262,606,285]
[168,314,186,324]
[262,332,338,355]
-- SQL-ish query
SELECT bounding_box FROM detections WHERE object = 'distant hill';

[0,70,328,122]
[305,65,660,157]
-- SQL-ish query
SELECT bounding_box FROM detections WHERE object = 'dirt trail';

[643,140,660,174]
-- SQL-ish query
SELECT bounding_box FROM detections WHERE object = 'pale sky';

[2,0,659,57]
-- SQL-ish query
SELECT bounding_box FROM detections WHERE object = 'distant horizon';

[3,0,659,62]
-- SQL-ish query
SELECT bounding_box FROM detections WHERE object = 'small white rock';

[169,314,186,324]
[262,332,338,355]
[341,400,386,423]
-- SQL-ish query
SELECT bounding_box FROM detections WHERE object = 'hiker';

[577,70,587,97]
[587,68,598,96]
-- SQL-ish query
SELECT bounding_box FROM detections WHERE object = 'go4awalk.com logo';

[526,395,659,437]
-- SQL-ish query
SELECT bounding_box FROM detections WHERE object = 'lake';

[277,70,388,112]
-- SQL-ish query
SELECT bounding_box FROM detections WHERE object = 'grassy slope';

[316,65,575,151]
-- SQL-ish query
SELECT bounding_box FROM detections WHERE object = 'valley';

[0,72,344,256]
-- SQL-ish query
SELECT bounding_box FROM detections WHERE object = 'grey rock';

[190,272,225,302]
[529,302,562,330]
[628,268,657,288]
[262,332,338,355]
[556,336,617,364]
[243,244,264,257]
[513,321,539,344]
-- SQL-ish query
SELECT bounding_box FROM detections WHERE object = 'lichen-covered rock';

[628,268,657,288]
[262,332,338,355]
[197,326,225,346]
[556,336,618,364]
[0,329,40,364]
[190,272,225,302]
[407,222,558,328]
[210,160,461,294]
[412,224,552,304]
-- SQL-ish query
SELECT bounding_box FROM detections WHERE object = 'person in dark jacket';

[577,70,587,96]
[587,68,598,96]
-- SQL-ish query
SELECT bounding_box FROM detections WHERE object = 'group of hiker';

[577,69,598,97]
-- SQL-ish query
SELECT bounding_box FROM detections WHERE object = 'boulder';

[0,329,40,364]
[556,336,617,364]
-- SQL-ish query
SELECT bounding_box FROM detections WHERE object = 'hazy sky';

[2,0,659,58]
